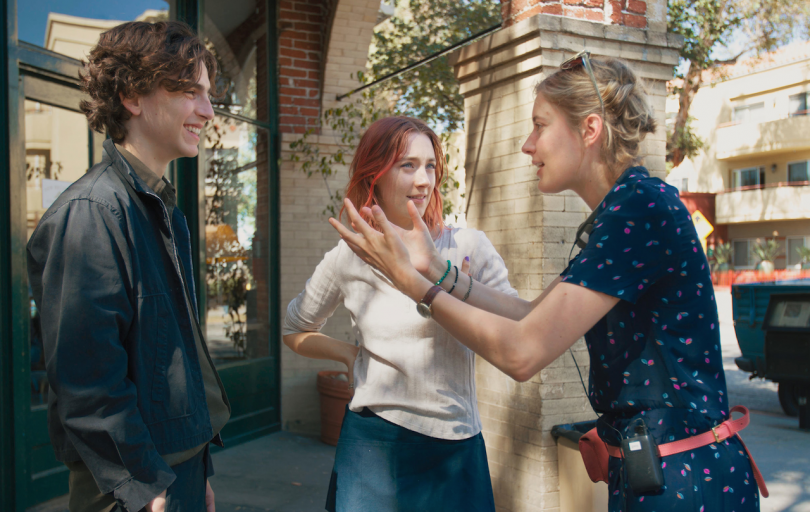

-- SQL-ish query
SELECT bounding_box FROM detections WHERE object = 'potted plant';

[752,238,780,274]
[713,242,734,272]
[796,246,810,270]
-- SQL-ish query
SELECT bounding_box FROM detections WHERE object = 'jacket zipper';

[141,190,232,417]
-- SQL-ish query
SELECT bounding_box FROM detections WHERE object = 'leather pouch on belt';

[578,427,610,484]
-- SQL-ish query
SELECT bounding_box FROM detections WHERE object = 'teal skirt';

[326,407,495,512]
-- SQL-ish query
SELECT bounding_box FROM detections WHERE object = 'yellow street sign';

[691,209,714,254]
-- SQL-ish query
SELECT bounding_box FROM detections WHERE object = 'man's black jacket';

[27,140,229,512]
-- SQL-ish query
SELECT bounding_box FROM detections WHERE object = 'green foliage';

[752,238,781,263]
[796,246,810,264]
[666,116,705,163]
[368,0,501,134]
[666,0,810,166]
[289,0,501,219]
[713,242,734,269]
[288,82,385,216]
[667,0,743,79]
[205,119,255,356]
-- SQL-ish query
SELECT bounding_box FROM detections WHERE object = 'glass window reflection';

[19,2,168,58]
[25,100,95,407]
[205,116,268,365]
[203,0,268,121]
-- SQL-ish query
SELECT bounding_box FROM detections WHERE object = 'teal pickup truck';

[732,279,810,418]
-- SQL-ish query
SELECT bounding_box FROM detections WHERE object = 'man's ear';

[581,113,604,149]
[120,92,142,117]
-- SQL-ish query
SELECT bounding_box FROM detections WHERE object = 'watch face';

[416,302,432,319]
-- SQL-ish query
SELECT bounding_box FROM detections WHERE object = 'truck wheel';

[778,382,799,417]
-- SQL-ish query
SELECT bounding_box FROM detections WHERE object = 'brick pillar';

[279,0,328,134]
[449,3,680,510]
[500,0,659,30]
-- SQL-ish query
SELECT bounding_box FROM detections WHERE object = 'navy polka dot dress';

[561,167,760,512]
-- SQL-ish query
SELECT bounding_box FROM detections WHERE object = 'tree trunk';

[670,60,704,168]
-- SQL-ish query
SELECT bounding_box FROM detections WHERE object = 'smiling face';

[375,132,437,229]
[132,62,214,163]
[521,92,589,194]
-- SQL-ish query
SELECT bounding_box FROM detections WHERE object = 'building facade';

[667,44,810,270]
[2,1,282,509]
[1,0,680,510]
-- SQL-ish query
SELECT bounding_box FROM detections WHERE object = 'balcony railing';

[715,181,810,224]
[715,114,810,160]
[717,180,810,194]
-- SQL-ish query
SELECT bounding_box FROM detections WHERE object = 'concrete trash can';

[551,421,609,512]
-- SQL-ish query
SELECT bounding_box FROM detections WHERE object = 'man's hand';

[145,490,167,512]
[206,479,216,512]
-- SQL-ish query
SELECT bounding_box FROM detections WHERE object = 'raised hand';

[359,200,442,279]
[329,198,420,295]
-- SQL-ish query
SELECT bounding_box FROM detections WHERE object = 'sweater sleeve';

[471,230,519,298]
[282,241,346,335]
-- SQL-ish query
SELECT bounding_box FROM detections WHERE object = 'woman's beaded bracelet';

[435,259,452,286]
[462,273,473,302]
[448,265,459,295]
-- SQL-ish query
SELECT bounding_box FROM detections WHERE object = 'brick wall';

[450,7,680,510]
[501,0,648,29]
[279,0,329,134]
[279,0,382,434]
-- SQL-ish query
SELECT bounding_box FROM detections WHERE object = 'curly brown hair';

[79,21,219,143]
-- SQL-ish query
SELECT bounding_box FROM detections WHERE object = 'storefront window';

[25,100,95,407]
[18,1,168,58]
[203,0,268,121]
[204,116,269,365]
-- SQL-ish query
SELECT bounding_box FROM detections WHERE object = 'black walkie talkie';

[621,420,665,494]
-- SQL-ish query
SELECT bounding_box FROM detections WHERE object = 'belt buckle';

[711,425,721,443]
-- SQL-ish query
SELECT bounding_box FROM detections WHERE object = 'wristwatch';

[416,285,444,319]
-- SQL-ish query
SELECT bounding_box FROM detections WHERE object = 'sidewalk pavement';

[29,289,809,512]
[209,431,335,512]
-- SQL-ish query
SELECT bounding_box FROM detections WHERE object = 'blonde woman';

[331,56,768,512]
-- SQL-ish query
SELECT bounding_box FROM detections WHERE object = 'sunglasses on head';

[560,51,606,120]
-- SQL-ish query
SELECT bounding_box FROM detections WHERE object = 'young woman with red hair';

[283,116,517,511]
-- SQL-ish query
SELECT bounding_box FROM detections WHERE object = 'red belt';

[603,406,768,497]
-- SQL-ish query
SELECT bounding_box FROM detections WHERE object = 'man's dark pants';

[67,445,213,512]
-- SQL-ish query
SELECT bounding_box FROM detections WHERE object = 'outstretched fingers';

[328,217,360,244]
[342,199,375,236]
[406,200,430,234]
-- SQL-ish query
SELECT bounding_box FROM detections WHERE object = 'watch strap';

[420,285,444,308]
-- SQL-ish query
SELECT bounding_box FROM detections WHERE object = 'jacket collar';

[102,138,156,199]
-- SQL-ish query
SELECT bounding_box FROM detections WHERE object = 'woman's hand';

[343,343,359,388]
[330,199,426,299]
[359,201,445,282]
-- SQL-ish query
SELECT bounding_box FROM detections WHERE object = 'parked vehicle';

[732,280,810,423]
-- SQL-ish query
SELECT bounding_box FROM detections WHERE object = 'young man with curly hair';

[27,21,230,512]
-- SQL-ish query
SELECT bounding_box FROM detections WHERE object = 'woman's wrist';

[427,256,449,284]
[341,342,359,367]
[397,267,434,303]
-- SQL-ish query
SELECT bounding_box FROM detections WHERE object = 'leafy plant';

[796,246,810,264]
[713,241,733,266]
[752,238,780,263]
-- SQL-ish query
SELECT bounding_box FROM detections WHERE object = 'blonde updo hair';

[535,57,657,172]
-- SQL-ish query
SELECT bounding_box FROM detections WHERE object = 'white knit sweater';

[283,227,518,440]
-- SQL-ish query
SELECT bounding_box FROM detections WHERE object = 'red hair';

[341,116,446,234]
